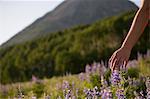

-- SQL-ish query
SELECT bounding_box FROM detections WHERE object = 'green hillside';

[0,11,149,84]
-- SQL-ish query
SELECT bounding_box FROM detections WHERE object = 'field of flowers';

[0,50,150,99]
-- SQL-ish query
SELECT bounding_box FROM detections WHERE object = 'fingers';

[123,60,128,68]
[109,53,116,70]
[110,54,116,68]
[118,58,124,70]
[112,58,117,71]
[109,52,119,70]
[109,48,130,71]
[109,54,125,71]
[109,56,128,71]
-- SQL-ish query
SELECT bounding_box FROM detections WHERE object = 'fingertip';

[112,58,117,71]
[124,61,128,67]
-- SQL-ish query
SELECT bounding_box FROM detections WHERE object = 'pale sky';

[0,0,140,45]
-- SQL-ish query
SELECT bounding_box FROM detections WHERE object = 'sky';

[0,0,140,45]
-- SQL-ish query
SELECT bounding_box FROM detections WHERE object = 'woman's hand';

[109,47,131,71]
[109,0,149,71]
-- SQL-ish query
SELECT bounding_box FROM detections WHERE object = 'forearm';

[121,7,149,50]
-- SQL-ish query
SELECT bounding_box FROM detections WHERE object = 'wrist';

[121,44,133,51]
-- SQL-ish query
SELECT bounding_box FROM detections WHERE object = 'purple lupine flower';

[93,86,98,92]
[91,62,98,74]
[83,88,96,98]
[147,91,150,99]
[95,91,101,97]
[132,79,140,87]
[32,75,38,82]
[96,62,101,75]
[17,84,24,99]
[62,80,70,89]
[84,89,92,99]
[134,91,144,99]
[101,88,112,99]
[139,91,144,98]
[45,95,50,99]
[116,88,125,99]
[84,86,101,98]
[85,64,92,74]
[65,90,72,99]
[92,64,97,74]
[111,70,121,86]
[63,90,67,98]
[146,77,150,90]
[101,76,108,87]
[128,77,133,86]
[126,60,138,68]
[146,77,150,99]
[93,86,101,97]
[83,88,90,98]
[78,73,86,81]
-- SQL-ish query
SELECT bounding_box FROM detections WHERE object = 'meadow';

[0,11,149,85]
[0,50,150,99]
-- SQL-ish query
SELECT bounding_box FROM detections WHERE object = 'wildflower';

[111,70,121,86]
[146,77,150,99]
[93,86,101,97]
[17,84,24,99]
[116,88,125,99]
[92,65,97,74]
[85,64,92,74]
[45,95,50,99]
[126,60,138,68]
[83,88,95,98]
[147,91,150,99]
[146,77,150,91]
[128,77,133,85]
[101,88,112,99]
[101,76,108,87]
[78,73,86,81]
[62,80,70,89]
[65,90,72,99]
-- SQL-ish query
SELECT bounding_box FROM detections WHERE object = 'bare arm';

[122,0,149,50]
[109,0,149,70]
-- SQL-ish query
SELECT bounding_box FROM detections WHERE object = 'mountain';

[1,0,138,48]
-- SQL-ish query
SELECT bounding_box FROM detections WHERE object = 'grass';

[0,51,150,99]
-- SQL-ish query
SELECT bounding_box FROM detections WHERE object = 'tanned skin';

[109,0,149,71]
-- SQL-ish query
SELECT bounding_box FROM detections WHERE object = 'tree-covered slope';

[0,11,149,84]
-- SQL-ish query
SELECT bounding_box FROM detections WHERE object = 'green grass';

[0,52,149,98]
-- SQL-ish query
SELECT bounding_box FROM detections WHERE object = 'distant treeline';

[0,11,149,84]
